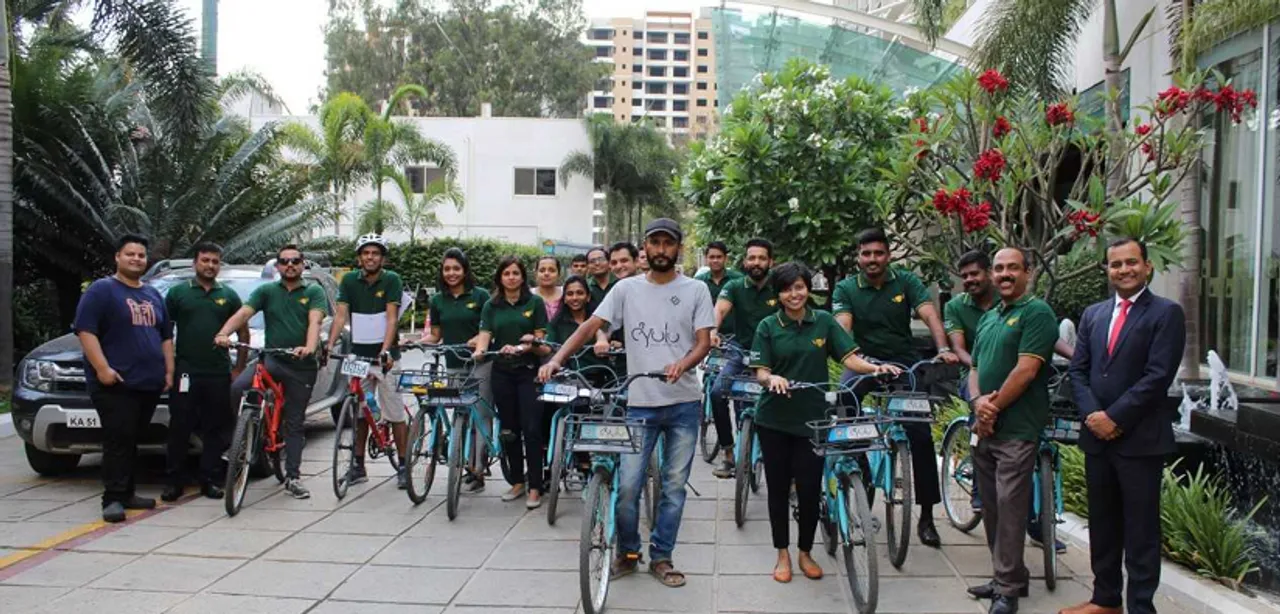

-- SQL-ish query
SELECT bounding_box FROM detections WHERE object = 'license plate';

[65,409,101,429]
[542,383,580,397]
[580,424,630,441]
[827,424,879,442]
[341,359,371,378]
[730,381,762,395]
[399,372,435,388]
[888,397,932,414]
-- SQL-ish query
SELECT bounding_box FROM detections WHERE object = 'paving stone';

[716,544,788,575]
[5,480,101,502]
[31,499,119,522]
[488,539,580,571]
[0,585,70,611]
[879,544,960,577]
[64,524,190,554]
[675,519,717,544]
[34,587,189,614]
[207,508,328,532]
[0,520,86,548]
[251,478,353,512]
[167,593,316,614]
[333,480,437,515]
[453,570,579,608]
[608,572,715,612]
[716,574,847,613]
[1,551,137,587]
[665,542,715,575]
[265,532,393,564]
[369,536,499,568]
[680,498,720,520]
[90,553,243,593]
[944,544,1074,579]
[304,511,423,536]
[315,601,444,614]
[132,504,226,529]
[936,523,991,547]
[1016,578,1093,613]
[715,520,774,546]
[208,559,359,599]
[156,527,291,559]
[0,498,69,521]
[875,577,981,613]
[404,511,520,539]
[508,508,583,541]
[331,565,471,605]
[445,608,573,614]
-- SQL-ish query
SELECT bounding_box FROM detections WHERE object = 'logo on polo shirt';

[375,290,385,298]
[299,297,310,305]
[523,310,533,318]
[1006,316,1019,326]
[812,338,826,348]
[766,299,777,306]
[893,294,904,303]
[215,298,227,306]
[466,302,476,309]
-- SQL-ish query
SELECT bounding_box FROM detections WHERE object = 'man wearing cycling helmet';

[327,234,410,489]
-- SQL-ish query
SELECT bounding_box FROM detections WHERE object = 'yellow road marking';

[0,509,150,570]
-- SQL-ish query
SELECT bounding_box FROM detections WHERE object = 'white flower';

[903,86,920,99]
[711,191,722,207]
[892,106,913,120]
[788,197,800,212]
[706,169,715,181]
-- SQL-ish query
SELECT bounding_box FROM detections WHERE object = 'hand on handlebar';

[765,375,790,395]
[875,364,903,377]
[936,349,959,365]
[537,361,562,383]
[663,362,687,384]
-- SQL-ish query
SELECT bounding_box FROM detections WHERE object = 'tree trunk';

[0,1,13,388]
[1102,0,1128,197]
[1175,0,1201,380]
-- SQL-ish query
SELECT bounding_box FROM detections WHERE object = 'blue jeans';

[618,401,701,563]
[710,343,746,449]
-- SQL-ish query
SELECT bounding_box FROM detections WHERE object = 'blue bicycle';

[727,374,764,527]
[698,336,739,463]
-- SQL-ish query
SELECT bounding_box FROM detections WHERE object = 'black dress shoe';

[967,581,1029,599]
[989,595,1019,614]
[917,519,942,548]
[161,485,184,503]
[201,483,225,499]
[123,495,157,510]
[102,501,126,523]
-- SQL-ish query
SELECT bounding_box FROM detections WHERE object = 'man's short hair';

[957,250,990,271]
[193,242,223,258]
[744,237,773,259]
[116,233,149,253]
[1106,237,1148,262]
[997,246,1033,268]
[571,253,589,264]
[855,228,890,250]
[705,241,729,256]
[608,241,638,260]
[587,246,608,260]
[277,243,301,260]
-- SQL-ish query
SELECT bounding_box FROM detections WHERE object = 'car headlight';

[19,359,84,392]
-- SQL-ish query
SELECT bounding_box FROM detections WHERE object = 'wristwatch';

[938,347,953,354]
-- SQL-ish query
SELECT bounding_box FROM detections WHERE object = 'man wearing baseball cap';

[540,217,715,590]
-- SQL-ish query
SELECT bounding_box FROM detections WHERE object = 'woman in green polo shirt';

[751,262,899,584]
[474,257,549,509]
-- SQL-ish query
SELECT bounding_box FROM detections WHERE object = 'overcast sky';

[170,0,711,113]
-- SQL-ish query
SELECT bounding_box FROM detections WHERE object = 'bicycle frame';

[1032,437,1064,517]
[244,363,287,454]
[343,370,396,455]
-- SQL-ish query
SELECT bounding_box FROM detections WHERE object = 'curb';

[1059,512,1280,614]
[0,413,13,439]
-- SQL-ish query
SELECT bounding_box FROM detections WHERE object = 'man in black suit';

[1062,238,1185,614]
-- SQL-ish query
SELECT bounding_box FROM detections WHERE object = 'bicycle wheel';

[843,472,879,614]
[733,416,755,527]
[446,411,468,520]
[580,466,614,614]
[223,406,258,517]
[547,413,569,525]
[820,496,838,558]
[1039,449,1058,591]
[750,435,765,494]
[885,440,914,569]
[406,407,440,505]
[940,418,983,532]
[247,393,272,479]
[331,396,358,499]
[700,395,718,463]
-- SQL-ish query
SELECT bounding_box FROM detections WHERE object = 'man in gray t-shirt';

[540,218,713,589]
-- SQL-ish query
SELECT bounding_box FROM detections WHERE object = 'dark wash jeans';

[91,386,160,507]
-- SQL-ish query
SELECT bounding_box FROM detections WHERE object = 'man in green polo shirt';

[709,237,777,478]
[327,234,410,490]
[217,244,328,500]
[163,242,248,502]
[694,241,742,337]
[831,228,957,548]
[586,246,615,304]
[967,247,1059,613]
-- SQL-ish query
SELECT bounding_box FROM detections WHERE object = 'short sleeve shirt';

[831,267,930,362]
[971,294,1059,442]
[695,269,743,335]
[588,275,616,306]
[717,276,778,350]
[750,309,858,437]
[480,293,547,369]
[165,280,243,375]
[428,286,490,368]
[74,277,172,393]
[337,270,404,359]
[943,292,990,349]
[246,280,329,370]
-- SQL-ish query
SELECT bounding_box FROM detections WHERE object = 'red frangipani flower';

[915,117,929,133]
[961,201,992,232]
[1045,102,1074,126]
[1156,86,1192,117]
[977,69,1009,95]
[992,116,1011,138]
[973,149,1006,182]
[1067,210,1102,237]
[1135,123,1152,136]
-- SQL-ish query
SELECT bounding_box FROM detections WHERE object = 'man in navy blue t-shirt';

[74,234,174,522]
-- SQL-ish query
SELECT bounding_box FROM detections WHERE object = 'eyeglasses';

[588,257,608,264]
[278,257,304,266]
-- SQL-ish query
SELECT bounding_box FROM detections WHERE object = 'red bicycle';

[224,344,296,516]
[330,351,403,499]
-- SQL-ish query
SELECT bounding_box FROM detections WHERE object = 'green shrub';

[931,396,969,447]
[1059,444,1088,518]
[302,237,552,294]
[1160,461,1266,589]
[1038,245,1109,323]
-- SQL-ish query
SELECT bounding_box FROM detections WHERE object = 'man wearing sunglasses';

[216,244,328,500]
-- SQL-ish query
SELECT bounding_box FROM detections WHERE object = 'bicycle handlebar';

[228,343,303,358]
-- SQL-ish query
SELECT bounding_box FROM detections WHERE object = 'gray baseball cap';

[643,218,683,243]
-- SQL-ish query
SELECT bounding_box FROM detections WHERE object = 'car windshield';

[148,276,268,329]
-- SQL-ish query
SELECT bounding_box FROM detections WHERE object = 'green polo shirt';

[165,280,243,375]
[246,280,329,370]
[749,308,858,437]
[831,267,930,362]
[971,294,1058,442]
[428,286,490,368]
[718,275,778,350]
[695,268,743,335]
[547,312,622,379]
[588,275,616,305]
[337,269,404,360]
[480,293,548,369]
[943,291,992,349]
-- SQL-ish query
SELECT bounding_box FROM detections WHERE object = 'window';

[633,80,642,90]
[651,116,667,127]
[633,64,642,73]
[622,64,627,70]
[646,82,667,95]
[696,98,707,107]
[648,66,665,77]
[633,30,643,40]
[696,81,708,90]
[673,83,689,95]
[647,31,667,44]
[621,80,626,87]
[405,166,445,194]
[589,28,613,41]
[673,50,689,62]
[633,47,642,56]
[698,48,708,57]
[515,168,557,196]
[674,32,690,45]
[631,115,642,122]
[673,117,688,128]
[621,97,627,103]
[647,49,667,61]
[673,66,689,78]
[632,97,642,106]
[618,115,624,121]
[697,64,708,73]
[594,78,611,91]
[697,31,708,40]
[622,46,628,53]
[592,96,610,109]
[595,46,612,58]
[673,100,688,112]
[647,99,666,111]
[696,116,707,125]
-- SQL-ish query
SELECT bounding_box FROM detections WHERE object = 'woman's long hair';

[491,255,532,304]
[437,247,477,294]
[551,275,596,329]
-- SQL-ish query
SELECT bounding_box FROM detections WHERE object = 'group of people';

[73,219,1183,614]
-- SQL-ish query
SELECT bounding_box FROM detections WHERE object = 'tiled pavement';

[0,421,1212,614]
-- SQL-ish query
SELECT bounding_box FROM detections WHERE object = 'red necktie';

[1107,299,1131,356]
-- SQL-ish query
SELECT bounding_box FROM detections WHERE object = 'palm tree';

[359,173,464,243]
[280,92,371,234]
[362,84,456,234]
[0,0,13,389]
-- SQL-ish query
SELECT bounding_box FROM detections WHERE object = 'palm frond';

[910,0,951,48]
[218,69,291,114]
[356,197,402,235]
[972,0,1097,99]
[559,150,594,187]
[1184,0,1280,67]
[222,196,331,262]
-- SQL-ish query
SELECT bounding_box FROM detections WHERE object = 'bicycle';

[698,335,740,463]
[805,380,893,614]
[568,370,667,614]
[726,374,764,527]
[329,350,404,499]
[393,341,457,505]
[223,344,299,517]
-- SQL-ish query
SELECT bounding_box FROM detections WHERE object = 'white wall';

[246,114,596,247]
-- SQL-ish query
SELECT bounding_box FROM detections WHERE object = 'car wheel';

[24,443,81,476]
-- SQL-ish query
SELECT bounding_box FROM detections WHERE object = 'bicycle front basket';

[807,414,891,456]
[414,372,482,407]
[566,414,645,454]
[870,391,936,424]
[725,376,763,402]
[1043,405,1082,443]
[395,366,448,393]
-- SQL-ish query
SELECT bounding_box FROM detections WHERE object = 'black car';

[12,261,351,476]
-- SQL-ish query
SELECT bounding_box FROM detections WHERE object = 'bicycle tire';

[750,440,764,494]
[446,411,467,520]
[734,416,754,528]
[547,412,568,525]
[331,396,357,499]
[885,440,913,569]
[700,395,718,463]
[580,466,613,614]
[940,418,983,532]
[821,497,838,558]
[406,407,440,505]
[223,406,257,517]
[248,392,273,479]
[1040,449,1058,591]
[844,472,879,614]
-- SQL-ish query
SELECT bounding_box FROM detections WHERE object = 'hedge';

[302,237,554,295]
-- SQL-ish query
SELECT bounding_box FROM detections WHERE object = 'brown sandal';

[611,553,641,579]
[649,560,687,588]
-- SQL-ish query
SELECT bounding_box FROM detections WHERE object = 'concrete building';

[584,10,720,142]
[244,109,596,248]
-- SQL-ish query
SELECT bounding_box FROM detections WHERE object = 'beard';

[648,255,675,272]
[747,266,768,281]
